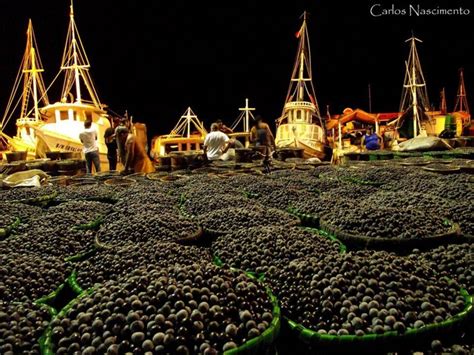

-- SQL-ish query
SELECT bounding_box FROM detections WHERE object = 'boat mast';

[186,108,191,138]
[60,0,103,109]
[23,21,44,121]
[239,98,255,133]
[21,20,44,121]
[70,3,82,103]
[1,19,48,131]
[296,12,308,101]
[279,11,321,125]
[440,88,447,114]
[171,107,207,137]
[368,83,372,113]
[399,35,429,137]
[454,68,469,113]
[409,57,420,136]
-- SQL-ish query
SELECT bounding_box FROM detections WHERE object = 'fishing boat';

[0,20,49,158]
[1,2,111,165]
[151,107,207,157]
[394,35,472,139]
[275,12,327,159]
[392,35,458,139]
[35,2,110,163]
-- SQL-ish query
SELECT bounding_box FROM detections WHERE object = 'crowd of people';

[79,116,155,175]
[79,114,278,174]
[203,116,275,164]
[79,112,398,175]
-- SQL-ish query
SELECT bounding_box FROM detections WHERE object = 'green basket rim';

[39,267,280,355]
[11,190,58,207]
[64,246,100,263]
[39,286,95,355]
[72,215,104,231]
[319,216,460,247]
[223,271,281,354]
[34,271,83,313]
[0,216,21,239]
[301,227,347,254]
[286,288,473,343]
[287,206,320,227]
[212,254,266,281]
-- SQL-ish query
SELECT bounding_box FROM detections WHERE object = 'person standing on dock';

[250,116,276,160]
[116,126,155,174]
[124,126,155,174]
[115,118,130,165]
[104,118,119,171]
[79,120,101,174]
[203,123,231,161]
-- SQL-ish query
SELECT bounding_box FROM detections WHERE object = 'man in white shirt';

[79,120,101,174]
[203,123,231,161]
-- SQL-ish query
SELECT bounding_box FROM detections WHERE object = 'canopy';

[326,108,398,130]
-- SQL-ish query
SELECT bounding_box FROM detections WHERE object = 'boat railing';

[228,132,250,138]
[284,101,316,110]
[16,117,42,124]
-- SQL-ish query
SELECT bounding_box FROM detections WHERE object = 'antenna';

[300,11,311,20]
[368,83,372,113]
[454,68,469,114]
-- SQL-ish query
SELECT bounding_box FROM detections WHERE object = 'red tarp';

[326,108,399,130]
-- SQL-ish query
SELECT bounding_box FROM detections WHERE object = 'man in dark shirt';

[250,116,276,173]
[104,118,119,171]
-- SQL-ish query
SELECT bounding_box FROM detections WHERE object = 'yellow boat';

[1,2,111,168]
[151,107,207,157]
[275,12,327,159]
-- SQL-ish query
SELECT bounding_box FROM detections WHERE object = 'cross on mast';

[238,98,255,133]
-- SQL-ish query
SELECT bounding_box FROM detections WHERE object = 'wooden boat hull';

[33,126,109,167]
[151,135,204,157]
[3,136,36,158]
[276,138,326,159]
[275,123,326,159]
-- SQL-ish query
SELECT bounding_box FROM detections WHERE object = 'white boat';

[1,2,111,165]
[36,2,111,165]
[275,12,327,159]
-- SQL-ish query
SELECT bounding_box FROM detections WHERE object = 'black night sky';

[0,0,472,137]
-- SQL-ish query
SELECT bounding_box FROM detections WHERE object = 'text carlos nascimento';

[370,4,470,17]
